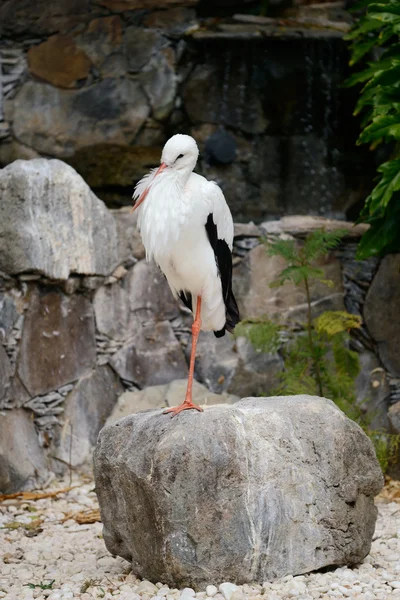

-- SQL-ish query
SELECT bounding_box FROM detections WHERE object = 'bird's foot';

[163,400,203,417]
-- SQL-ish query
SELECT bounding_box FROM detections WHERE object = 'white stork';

[132,134,239,416]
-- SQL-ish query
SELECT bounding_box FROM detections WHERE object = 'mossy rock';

[67,143,161,188]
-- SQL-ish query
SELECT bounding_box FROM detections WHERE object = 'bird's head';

[161,134,199,172]
[132,134,199,211]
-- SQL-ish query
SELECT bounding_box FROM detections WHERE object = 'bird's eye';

[176,154,184,160]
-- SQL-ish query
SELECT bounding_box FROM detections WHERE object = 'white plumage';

[132,134,239,415]
[133,134,234,333]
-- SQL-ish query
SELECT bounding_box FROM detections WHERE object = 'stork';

[132,134,239,416]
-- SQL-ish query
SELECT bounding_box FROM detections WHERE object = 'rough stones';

[8,80,150,157]
[27,35,92,88]
[126,260,180,321]
[54,365,123,467]
[388,402,400,434]
[17,290,96,397]
[261,215,369,238]
[0,408,49,494]
[106,379,238,423]
[364,254,400,377]
[0,345,12,406]
[0,159,119,279]
[94,395,383,588]
[110,321,187,387]
[234,243,343,322]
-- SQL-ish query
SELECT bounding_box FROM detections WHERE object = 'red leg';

[164,296,204,417]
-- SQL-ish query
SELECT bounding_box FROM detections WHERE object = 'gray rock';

[93,281,130,341]
[54,365,123,468]
[94,395,383,588]
[388,401,400,434]
[261,215,368,239]
[123,27,164,72]
[17,289,96,396]
[126,260,180,321]
[234,243,343,322]
[106,379,238,424]
[110,320,187,387]
[7,79,149,158]
[0,159,119,279]
[0,345,12,406]
[141,54,177,121]
[111,207,145,263]
[0,293,19,342]
[191,331,239,394]
[229,337,283,398]
[364,254,400,377]
[0,408,49,494]
[355,351,391,431]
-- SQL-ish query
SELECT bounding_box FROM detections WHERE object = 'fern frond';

[303,229,347,261]
[314,311,363,336]
[265,238,299,262]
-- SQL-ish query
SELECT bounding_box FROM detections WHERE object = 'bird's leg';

[164,296,204,417]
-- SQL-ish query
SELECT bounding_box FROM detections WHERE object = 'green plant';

[345,0,400,258]
[267,229,348,396]
[26,580,55,590]
[234,318,282,354]
[237,230,399,472]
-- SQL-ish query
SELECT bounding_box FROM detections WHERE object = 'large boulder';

[94,395,383,588]
[7,79,149,157]
[0,159,119,279]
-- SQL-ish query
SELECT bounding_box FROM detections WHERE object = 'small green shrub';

[237,230,400,472]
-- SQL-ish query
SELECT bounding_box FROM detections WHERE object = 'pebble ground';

[0,476,399,600]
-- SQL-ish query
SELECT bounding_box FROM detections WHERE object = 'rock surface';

[0,159,119,279]
[8,79,150,157]
[0,475,399,600]
[364,254,400,377]
[94,395,383,588]
[54,365,124,468]
[234,243,343,322]
[106,378,238,424]
[110,320,187,387]
[0,408,49,493]
[27,34,92,88]
[18,290,96,396]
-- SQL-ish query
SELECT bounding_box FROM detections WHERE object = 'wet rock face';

[0,159,119,279]
[17,290,96,397]
[94,396,383,588]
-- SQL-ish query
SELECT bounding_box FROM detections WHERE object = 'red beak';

[131,162,167,212]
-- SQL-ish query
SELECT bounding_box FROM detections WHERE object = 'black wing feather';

[205,213,240,337]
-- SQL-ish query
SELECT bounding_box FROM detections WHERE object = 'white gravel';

[0,476,399,600]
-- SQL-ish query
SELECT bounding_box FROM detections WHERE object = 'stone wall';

[0,0,375,222]
[1,158,399,492]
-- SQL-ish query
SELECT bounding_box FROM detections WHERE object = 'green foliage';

[237,229,399,472]
[345,0,400,258]
[266,229,347,286]
[234,318,281,354]
[26,581,55,591]
[314,310,363,336]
